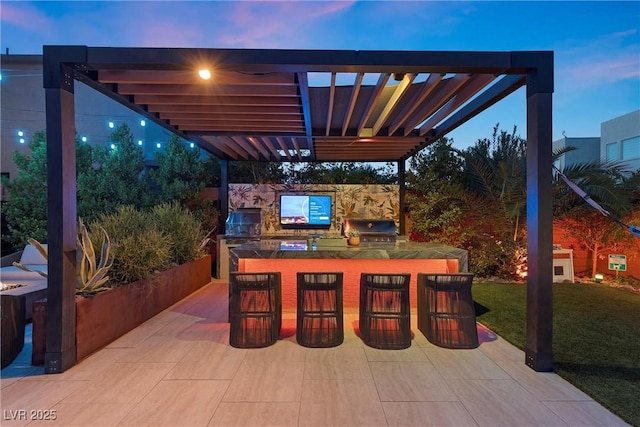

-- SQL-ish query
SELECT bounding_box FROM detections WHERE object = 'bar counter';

[230,239,468,311]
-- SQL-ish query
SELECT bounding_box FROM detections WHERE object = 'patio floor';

[0,279,628,426]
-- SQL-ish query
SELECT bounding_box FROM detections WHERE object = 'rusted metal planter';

[75,255,211,361]
[33,256,212,365]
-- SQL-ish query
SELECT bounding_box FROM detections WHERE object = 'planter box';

[75,255,211,361]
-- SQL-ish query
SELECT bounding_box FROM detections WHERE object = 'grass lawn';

[472,282,640,427]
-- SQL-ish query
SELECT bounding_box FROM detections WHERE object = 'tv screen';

[279,194,332,229]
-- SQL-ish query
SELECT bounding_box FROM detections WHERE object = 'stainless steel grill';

[344,219,397,243]
[225,208,262,237]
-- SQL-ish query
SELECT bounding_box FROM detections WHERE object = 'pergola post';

[219,159,229,234]
[398,160,406,235]
[43,47,82,373]
[524,58,554,372]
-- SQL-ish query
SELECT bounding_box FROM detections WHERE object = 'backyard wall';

[228,183,399,236]
[553,222,640,279]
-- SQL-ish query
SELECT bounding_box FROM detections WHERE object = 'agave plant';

[76,218,113,296]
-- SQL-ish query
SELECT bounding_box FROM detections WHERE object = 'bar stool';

[417,273,478,349]
[296,272,344,347]
[359,273,411,349]
[229,272,282,348]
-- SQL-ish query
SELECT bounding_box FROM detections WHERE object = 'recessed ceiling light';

[198,69,211,80]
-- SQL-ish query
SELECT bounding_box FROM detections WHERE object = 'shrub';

[93,206,172,286]
[150,202,206,266]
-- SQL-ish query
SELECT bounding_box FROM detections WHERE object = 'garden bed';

[75,254,211,360]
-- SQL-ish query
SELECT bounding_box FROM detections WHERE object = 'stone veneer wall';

[228,183,399,236]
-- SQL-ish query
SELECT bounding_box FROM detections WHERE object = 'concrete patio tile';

[165,341,247,380]
[304,345,372,380]
[449,378,568,426]
[382,401,479,427]
[113,334,195,363]
[60,362,174,404]
[209,402,300,427]
[498,358,594,401]
[222,359,305,402]
[363,343,430,362]
[370,361,458,402]
[299,378,387,427]
[543,400,630,427]
[421,345,511,380]
[119,380,228,426]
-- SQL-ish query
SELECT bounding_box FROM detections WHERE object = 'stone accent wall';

[228,183,399,236]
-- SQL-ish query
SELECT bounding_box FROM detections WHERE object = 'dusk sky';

[1,1,638,150]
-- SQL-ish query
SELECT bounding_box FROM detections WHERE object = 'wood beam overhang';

[276,137,294,162]
[418,73,497,136]
[403,74,471,136]
[371,73,416,136]
[341,73,364,136]
[357,73,391,136]
[296,72,314,158]
[98,69,297,85]
[411,74,526,157]
[116,84,300,97]
[191,135,236,159]
[84,47,519,74]
[388,73,443,136]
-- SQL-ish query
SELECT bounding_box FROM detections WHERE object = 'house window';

[621,136,639,160]
[606,142,619,161]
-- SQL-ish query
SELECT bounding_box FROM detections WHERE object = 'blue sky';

[1,1,639,150]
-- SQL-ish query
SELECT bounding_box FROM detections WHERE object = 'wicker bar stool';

[359,273,412,349]
[417,273,478,349]
[229,272,282,348]
[296,272,344,347]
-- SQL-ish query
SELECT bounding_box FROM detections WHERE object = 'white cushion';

[0,265,48,282]
[19,244,48,265]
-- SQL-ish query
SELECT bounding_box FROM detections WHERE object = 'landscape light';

[110,143,116,150]
[190,142,195,148]
[594,273,604,283]
[138,140,143,146]
[108,121,115,128]
[81,136,87,142]
[156,142,161,148]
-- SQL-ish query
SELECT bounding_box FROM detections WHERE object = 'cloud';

[0,2,54,42]
[556,28,640,91]
[214,1,356,48]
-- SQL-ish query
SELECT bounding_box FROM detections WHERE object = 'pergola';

[43,46,554,373]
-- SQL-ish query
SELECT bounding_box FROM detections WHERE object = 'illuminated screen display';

[279,194,332,229]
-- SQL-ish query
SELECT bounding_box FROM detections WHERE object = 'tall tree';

[2,131,92,249]
[77,124,152,221]
[149,135,206,204]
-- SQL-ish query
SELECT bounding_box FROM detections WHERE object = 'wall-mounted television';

[279,194,332,229]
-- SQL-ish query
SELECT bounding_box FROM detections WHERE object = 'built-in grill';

[344,218,397,244]
[225,208,262,237]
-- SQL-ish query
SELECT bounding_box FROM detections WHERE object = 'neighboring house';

[601,109,640,174]
[552,136,601,169]
[1,53,184,182]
